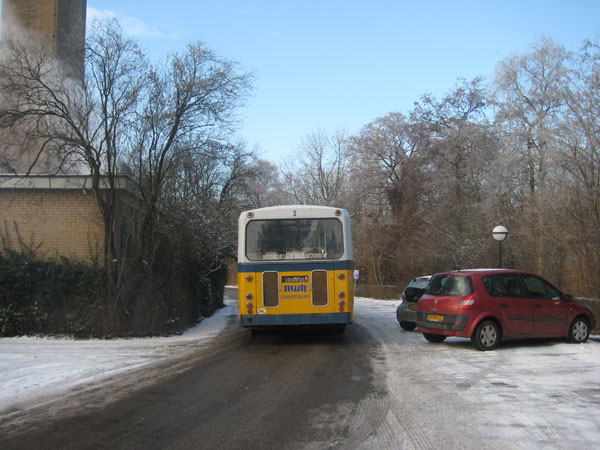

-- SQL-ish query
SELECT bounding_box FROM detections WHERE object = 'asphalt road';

[4,290,600,449]
[3,289,384,450]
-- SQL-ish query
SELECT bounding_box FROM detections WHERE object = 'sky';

[86,1,600,162]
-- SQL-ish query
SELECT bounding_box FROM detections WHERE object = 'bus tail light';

[246,302,253,314]
[337,272,345,280]
[246,293,253,300]
[245,274,253,282]
[338,291,345,299]
[339,299,346,312]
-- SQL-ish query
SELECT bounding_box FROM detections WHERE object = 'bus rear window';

[245,218,344,261]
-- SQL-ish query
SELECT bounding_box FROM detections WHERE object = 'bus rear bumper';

[241,313,352,327]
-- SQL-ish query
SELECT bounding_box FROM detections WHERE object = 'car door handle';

[499,303,508,307]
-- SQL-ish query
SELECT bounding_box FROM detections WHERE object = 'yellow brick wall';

[0,189,105,263]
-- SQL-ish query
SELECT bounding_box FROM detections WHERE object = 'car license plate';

[409,304,417,311]
[427,314,444,322]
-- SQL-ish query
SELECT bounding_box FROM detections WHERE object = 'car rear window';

[409,278,430,289]
[425,275,474,296]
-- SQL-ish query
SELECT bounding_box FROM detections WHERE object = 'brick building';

[0,2,109,264]
[0,175,134,263]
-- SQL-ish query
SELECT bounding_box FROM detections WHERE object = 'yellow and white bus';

[237,205,354,332]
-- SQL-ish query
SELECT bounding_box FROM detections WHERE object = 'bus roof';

[239,205,350,220]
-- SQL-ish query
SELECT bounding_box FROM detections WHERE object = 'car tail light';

[459,293,476,307]
[401,293,406,302]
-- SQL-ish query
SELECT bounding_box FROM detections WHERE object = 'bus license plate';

[427,314,444,322]
[282,276,308,283]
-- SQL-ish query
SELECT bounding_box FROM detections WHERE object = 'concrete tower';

[1,0,87,78]
[0,0,87,174]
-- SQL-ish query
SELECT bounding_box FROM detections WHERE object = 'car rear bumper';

[396,302,418,323]
[416,312,470,334]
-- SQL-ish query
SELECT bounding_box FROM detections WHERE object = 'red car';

[416,269,596,351]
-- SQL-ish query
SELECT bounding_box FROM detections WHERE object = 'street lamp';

[492,225,508,268]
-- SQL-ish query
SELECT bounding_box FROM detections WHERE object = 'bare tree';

[280,129,349,206]
[157,140,256,279]
[552,39,600,295]
[407,78,499,271]
[0,19,145,283]
[494,37,568,197]
[349,112,422,218]
[493,37,570,273]
[235,158,285,209]
[129,42,253,262]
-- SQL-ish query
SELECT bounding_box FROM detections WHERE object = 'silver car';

[396,276,431,330]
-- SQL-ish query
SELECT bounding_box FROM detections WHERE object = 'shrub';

[0,250,228,337]
[0,251,103,336]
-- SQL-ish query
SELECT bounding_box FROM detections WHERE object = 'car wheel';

[423,332,446,343]
[568,317,590,343]
[471,320,500,351]
[400,321,416,331]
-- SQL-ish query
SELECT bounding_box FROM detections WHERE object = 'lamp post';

[492,225,508,268]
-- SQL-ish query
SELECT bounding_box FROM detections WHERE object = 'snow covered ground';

[357,298,600,449]
[0,299,237,414]
[1,296,599,447]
